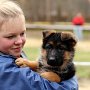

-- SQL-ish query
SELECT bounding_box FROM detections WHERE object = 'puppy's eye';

[60,45,67,50]
[45,44,53,49]
[56,43,66,50]
[56,43,61,49]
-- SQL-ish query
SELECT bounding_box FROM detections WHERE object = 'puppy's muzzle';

[47,49,63,66]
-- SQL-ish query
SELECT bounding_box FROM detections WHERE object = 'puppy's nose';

[49,57,55,61]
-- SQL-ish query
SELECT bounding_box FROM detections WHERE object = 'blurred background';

[15,0,90,90]
[15,0,90,22]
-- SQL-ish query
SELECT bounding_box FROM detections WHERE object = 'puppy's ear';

[61,32,77,47]
[43,30,56,38]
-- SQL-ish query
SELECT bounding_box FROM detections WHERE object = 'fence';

[74,62,90,66]
[26,23,90,30]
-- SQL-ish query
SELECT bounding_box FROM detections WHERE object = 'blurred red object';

[72,14,85,25]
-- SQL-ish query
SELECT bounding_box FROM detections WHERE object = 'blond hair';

[0,0,24,28]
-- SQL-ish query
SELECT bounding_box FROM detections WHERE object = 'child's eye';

[5,35,16,39]
[20,32,26,37]
[20,32,24,36]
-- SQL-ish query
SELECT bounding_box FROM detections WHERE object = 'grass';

[23,47,40,60]
[76,66,90,79]
[74,50,90,62]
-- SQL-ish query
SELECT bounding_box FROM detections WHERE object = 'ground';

[79,79,90,90]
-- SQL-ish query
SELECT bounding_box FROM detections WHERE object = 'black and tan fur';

[15,30,77,82]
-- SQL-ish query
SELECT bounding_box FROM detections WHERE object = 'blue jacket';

[0,53,78,90]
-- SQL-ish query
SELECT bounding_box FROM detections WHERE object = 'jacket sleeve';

[19,67,78,90]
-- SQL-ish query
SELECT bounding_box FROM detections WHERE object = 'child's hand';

[15,58,28,67]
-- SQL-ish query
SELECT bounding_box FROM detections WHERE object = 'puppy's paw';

[40,72,61,82]
[15,58,27,67]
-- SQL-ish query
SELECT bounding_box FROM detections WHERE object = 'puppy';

[15,30,77,82]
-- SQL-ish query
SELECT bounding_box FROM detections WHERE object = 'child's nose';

[15,36,23,44]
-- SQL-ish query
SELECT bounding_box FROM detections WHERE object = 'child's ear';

[42,30,56,38]
[61,32,77,47]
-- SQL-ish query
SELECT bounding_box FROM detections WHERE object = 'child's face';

[0,15,26,58]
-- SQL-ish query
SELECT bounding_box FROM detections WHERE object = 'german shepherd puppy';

[15,30,77,82]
